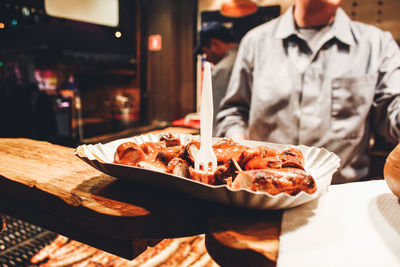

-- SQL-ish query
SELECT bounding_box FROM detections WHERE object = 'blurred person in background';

[0,56,57,141]
[0,60,34,138]
[195,22,238,135]
[216,0,400,184]
[29,83,57,141]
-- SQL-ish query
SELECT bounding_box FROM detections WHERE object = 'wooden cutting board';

[0,129,280,264]
[0,136,212,258]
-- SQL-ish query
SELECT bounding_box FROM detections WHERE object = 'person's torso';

[244,17,386,183]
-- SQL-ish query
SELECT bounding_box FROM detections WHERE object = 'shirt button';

[332,79,340,88]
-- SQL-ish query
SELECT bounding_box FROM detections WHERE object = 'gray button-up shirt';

[212,45,238,136]
[216,6,400,184]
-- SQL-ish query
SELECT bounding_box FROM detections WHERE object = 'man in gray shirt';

[195,22,238,135]
[216,0,400,184]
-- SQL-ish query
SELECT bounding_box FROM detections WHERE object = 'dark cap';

[194,22,234,55]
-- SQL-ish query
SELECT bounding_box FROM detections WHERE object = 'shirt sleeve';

[212,65,233,136]
[212,66,233,114]
[372,31,400,144]
[215,35,254,138]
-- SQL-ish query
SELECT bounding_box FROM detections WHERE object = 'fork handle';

[200,62,213,148]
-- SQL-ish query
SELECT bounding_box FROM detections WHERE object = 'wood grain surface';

[206,210,281,266]
[0,135,211,259]
[0,128,280,263]
[0,137,212,236]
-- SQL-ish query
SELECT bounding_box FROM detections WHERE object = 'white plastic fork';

[194,62,217,173]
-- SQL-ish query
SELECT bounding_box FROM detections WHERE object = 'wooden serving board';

[0,130,281,264]
[0,137,212,258]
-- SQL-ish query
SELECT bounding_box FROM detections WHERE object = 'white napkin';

[278,180,400,267]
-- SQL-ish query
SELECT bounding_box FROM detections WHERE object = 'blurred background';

[0,0,399,148]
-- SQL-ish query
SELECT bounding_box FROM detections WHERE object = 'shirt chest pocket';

[331,74,377,119]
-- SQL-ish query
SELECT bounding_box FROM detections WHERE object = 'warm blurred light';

[115,31,122,38]
[11,19,18,25]
[45,0,119,27]
[22,6,30,16]
[148,35,162,51]
[220,0,258,18]
[0,23,5,29]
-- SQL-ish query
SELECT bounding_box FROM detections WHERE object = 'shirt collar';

[331,8,356,46]
[274,6,357,46]
[274,6,297,40]
[223,44,238,58]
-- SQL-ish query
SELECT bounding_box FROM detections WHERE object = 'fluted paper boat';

[75,134,340,210]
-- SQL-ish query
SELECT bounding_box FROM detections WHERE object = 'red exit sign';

[148,34,162,51]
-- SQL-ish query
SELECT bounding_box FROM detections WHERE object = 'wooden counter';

[0,129,280,265]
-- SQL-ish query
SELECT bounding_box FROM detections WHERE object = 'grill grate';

[0,215,57,267]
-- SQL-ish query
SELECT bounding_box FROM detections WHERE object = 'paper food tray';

[75,133,340,210]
